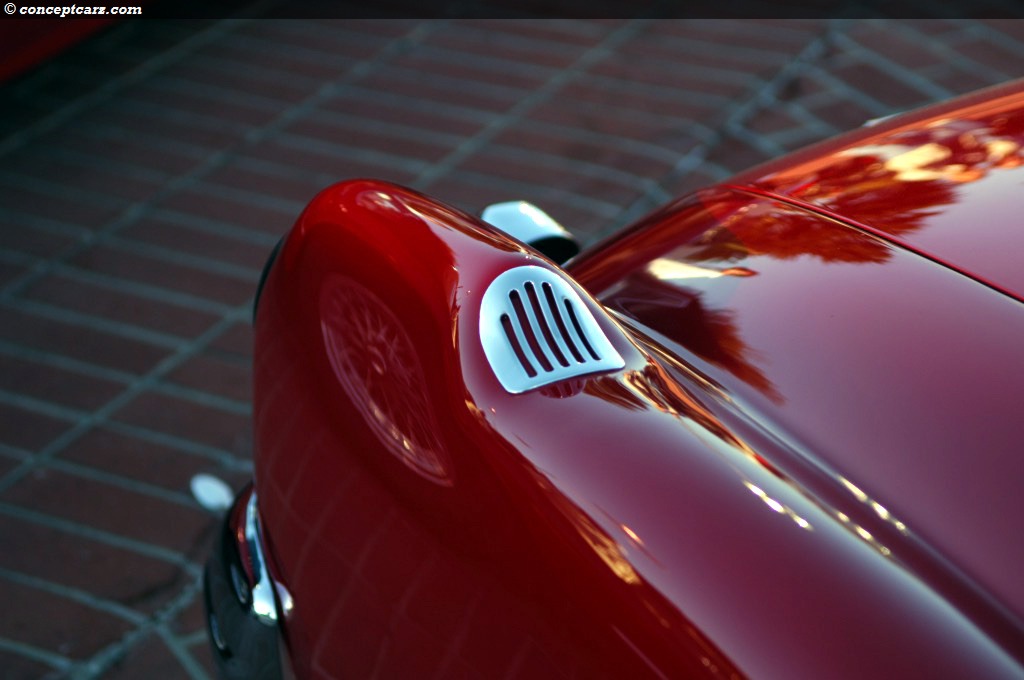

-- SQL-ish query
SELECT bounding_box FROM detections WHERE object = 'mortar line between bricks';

[43,264,235,316]
[963,20,1024,59]
[1,165,292,231]
[186,346,249,368]
[0,636,71,675]
[0,503,201,572]
[199,45,453,87]
[0,298,189,349]
[562,69,740,112]
[362,63,535,105]
[0,212,92,239]
[768,124,840,149]
[272,131,430,175]
[200,27,388,68]
[0,388,87,422]
[518,95,722,143]
[104,235,268,279]
[141,73,299,115]
[0,442,32,462]
[4,22,446,311]
[331,83,494,124]
[138,208,289,248]
[522,118,699,162]
[497,118,704,161]
[0,14,260,156]
[197,42,557,92]
[767,98,840,138]
[725,122,790,157]
[149,383,250,416]
[256,100,464,152]
[829,25,956,101]
[165,177,306,216]
[0,566,147,626]
[642,30,829,66]
[177,630,212,647]
[13,235,264,296]
[73,570,207,679]
[231,152,412,190]
[181,633,222,674]
[35,136,207,174]
[0,219,255,310]
[449,169,623,219]
[479,144,668,193]
[43,458,208,509]
[0,170,159,212]
[103,421,253,472]
[414,18,653,190]
[208,41,569,90]
[612,21,847,233]
[0,305,251,498]
[154,624,211,680]
[0,250,36,267]
[715,22,848,145]
[383,42,562,78]
[0,339,133,385]
[719,89,840,147]
[25,147,173,185]
[802,67,893,119]
[898,20,1022,81]
[87,97,264,139]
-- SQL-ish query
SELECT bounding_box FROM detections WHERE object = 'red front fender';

[249,180,1021,679]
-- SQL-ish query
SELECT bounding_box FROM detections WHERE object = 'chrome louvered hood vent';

[479,265,625,394]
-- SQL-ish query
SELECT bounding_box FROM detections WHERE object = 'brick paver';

[1,14,1022,679]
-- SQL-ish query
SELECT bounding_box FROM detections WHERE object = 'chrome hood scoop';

[479,265,624,394]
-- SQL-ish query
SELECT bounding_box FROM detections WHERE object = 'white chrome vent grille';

[480,266,624,394]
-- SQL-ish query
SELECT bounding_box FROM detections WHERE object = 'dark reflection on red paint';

[581,189,943,402]
[756,114,1024,237]
[320,274,454,486]
[606,274,781,403]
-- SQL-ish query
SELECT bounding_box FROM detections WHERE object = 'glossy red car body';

[211,81,1024,678]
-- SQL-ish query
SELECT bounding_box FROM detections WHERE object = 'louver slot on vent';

[480,266,625,394]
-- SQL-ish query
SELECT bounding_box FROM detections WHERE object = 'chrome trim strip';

[244,492,278,625]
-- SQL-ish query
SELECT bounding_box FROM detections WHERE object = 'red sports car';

[204,80,1024,678]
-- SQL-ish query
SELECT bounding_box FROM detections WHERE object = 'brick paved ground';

[0,14,1022,679]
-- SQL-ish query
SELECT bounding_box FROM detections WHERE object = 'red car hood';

[567,86,1024,654]
[732,80,1024,302]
